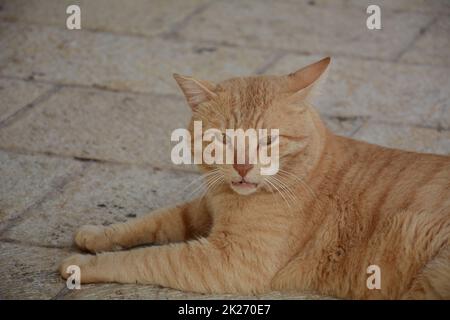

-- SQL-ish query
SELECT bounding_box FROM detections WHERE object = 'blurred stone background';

[0,0,449,299]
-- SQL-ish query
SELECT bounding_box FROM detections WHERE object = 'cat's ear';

[173,74,218,110]
[285,57,330,103]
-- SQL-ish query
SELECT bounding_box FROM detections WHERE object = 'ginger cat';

[60,57,450,299]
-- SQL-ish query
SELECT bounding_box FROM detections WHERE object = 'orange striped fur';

[60,58,450,299]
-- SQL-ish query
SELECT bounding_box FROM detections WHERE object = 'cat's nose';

[233,163,254,178]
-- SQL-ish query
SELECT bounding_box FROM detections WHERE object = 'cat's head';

[174,57,330,196]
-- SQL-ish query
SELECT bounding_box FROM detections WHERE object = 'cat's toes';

[59,254,93,280]
[74,225,116,253]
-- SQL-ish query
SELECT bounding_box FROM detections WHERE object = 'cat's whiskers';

[272,176,298,208]
[278,169,327,214]
[277,169,316,199]
[208,173,224,193]
[262,178,280,204]
[271,175,299,205]
[184,169,220,199]
[185,181,207,199]
[199,172,224,201]
[265,177,292,208]
[263,180,283,210]
[181,170,219,193]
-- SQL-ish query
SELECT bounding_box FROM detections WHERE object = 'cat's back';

[329,135,450,215]
[320,134,450,249]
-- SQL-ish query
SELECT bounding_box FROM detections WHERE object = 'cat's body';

[271,133,450,299]
[60,58,450,299]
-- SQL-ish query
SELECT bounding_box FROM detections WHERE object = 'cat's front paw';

[74,225,119,253]
[59,253,94,281]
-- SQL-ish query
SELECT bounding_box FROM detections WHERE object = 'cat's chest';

[207,192,288,221]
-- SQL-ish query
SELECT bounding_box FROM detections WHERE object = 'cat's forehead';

[200,76,283,129]
[217,76,282,111]
[218,76,280,98]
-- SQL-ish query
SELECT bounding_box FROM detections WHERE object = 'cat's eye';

[214,132,230,146]
[259,134,278,147]
[221,133,228,145]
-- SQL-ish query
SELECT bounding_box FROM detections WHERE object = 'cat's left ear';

[285,57,331,103]
[173,74,218,110]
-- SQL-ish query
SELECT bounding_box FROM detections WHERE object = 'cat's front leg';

[74,199,211,253]
[60,236,273,294]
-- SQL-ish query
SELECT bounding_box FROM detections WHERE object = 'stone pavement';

[0,0,449,299]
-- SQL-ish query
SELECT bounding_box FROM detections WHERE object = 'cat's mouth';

[230,179,259,194]
[232,181,258,188]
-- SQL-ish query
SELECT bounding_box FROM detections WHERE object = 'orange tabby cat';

[60,57,450,299]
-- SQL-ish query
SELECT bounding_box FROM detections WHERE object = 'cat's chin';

[230,182,259,195]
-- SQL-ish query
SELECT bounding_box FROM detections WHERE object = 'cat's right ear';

[173,74,217,110]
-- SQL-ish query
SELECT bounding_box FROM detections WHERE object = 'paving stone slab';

[0,22,273,95]
[62,283,331,299]
[2,163,201,247]
[0,86,197,168]
[0,150,83,229]
[353,122,450,155]
[440,105,450,130]
[0,241,70,299]
[400,15,450,67]
[266,55,450,129]
[305,0,450,14]
[322,116,365,137]
[0,0,209,38]
[62,283,255,300]
[180,0,434,60]
[0,78,53,123]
